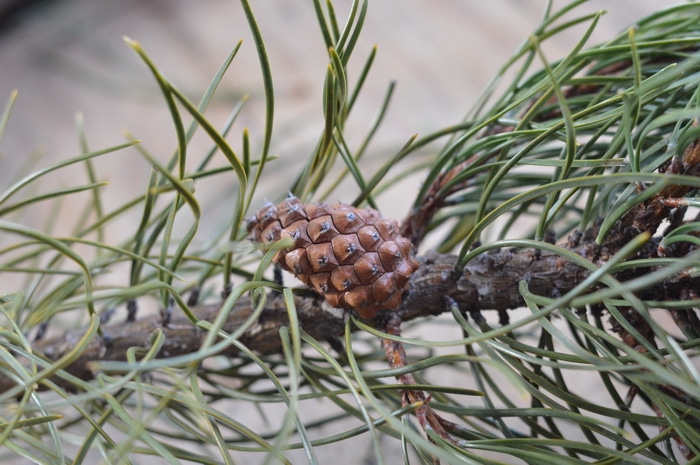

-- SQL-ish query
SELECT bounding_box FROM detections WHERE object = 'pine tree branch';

[4,229,694,396]
[0,250,548,393]
[4,156,699,455]
[5,135,700,395]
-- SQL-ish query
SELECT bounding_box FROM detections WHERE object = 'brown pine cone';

[247,196,419,319]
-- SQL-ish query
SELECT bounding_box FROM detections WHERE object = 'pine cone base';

[247,197,419,318]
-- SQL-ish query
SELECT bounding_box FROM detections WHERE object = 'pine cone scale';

[357,226,382,250]
[331,234,364,264]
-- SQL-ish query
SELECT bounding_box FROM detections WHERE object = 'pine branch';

[0,246,569,394]
[6,134,700,462]
[4,3,700,462]
[8,130,700,401]
[6,222,696,395]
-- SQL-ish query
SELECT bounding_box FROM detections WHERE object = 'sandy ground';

[0,1,687,464]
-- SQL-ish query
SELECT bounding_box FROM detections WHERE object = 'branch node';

[126,299,138,322]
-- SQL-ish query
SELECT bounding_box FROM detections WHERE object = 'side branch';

[1,244,597,394]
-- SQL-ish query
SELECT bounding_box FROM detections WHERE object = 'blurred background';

[0,1,689,463]
[0,0,683,227]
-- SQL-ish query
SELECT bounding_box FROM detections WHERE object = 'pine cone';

[247,196,419,319]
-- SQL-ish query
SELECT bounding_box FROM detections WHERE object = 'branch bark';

[2,242,598,394]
